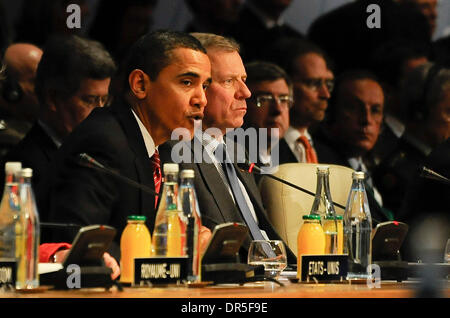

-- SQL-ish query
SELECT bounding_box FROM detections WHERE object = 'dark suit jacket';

[48,99,158,260]
[276,137,297,165]
[159,138,297,265]
[276,135,333,165]
[399,138,450,261]
[1,122,58,229]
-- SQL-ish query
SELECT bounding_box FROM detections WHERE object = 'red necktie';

[297,136,318,163]
[150,150,162,208]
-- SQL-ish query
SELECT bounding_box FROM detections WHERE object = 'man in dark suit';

[47,31,212,259]
[162,33,296,264]
[265,38,334,165]
[242,60,292,180]
[399,137,450,261]
[313,70,393,225]
[2,35,116,228]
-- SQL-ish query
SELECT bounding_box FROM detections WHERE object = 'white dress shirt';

[198,130,269,239]
[132,109,157,158]
[284,126,315,163]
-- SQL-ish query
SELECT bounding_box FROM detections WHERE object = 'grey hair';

[190,32,240,53]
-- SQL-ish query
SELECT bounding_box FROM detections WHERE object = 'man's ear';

[128,69,149,99]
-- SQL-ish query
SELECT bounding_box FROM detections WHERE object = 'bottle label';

[0,259,17,288]
[134,257,188,285]
[299,255,348,282]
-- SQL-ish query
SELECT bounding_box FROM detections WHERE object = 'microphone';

[237,161,346,210]
[41,222,81,229]
[420,166,450,185]
[77,153,157,196]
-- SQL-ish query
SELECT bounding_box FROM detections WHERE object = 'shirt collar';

[131,109,156,158]
[197,129,224,155]
[284,126,313,146]
[348,157,365,171]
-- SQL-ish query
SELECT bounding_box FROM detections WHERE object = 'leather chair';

[259,163,355,256]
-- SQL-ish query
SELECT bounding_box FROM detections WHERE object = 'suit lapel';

[192,142,241,224]
[112,100,156,216]
[278,137,298,164]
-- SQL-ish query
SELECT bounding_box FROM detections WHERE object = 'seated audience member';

[161,33,296,264]
[2,35,116,227]
[228,0,304,62]
[399,137,450,262]
[243,60,292,172]
[367,40,430,169]
[184,0,242,35]
[265,38,334,164]
[373,63,450,214]
[0,43,43,158]
[313,70,393,224]
[48,30,212,261]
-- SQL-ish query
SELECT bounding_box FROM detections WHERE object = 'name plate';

[134,257,188,285]
[0,259,16,287]
[300,255,348,282]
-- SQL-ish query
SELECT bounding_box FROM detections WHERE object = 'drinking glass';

[248,240,287,278]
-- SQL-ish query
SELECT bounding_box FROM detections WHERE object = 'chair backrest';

[259,163,355,256]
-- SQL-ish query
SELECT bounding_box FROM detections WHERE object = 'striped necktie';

[215,143,265,241]
[151,149,162,208]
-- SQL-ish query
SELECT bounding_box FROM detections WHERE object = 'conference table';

[2,277,449,298]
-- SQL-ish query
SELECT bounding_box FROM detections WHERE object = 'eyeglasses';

[255,94,294,109]
[80,94,112,107]
[296,78,335,93]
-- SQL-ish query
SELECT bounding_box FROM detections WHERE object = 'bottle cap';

[127,215,146,221]
[21,168,33,178]
[5,162,22,174]
[317,165,330,173]
[353,171,365,179]
[303,214,321,220]
[163,163,179,174]
[325,215,343,220]
[180,169,195,179]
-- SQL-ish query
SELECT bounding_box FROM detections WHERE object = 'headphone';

[1,67,23,103]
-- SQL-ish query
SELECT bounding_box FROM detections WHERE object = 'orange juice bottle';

[120,215,152,284]
[297,214,325,279]
[323,215,343,254]
[167,208,183,256]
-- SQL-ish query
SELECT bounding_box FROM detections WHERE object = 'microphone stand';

[238,162,346,210]
[77,153,157,196]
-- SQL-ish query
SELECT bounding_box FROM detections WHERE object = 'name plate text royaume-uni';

[0,259,16,287]
[134,257,188,285]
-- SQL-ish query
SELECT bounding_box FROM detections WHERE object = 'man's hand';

[54,250,121,280]
[199,225,212,254]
